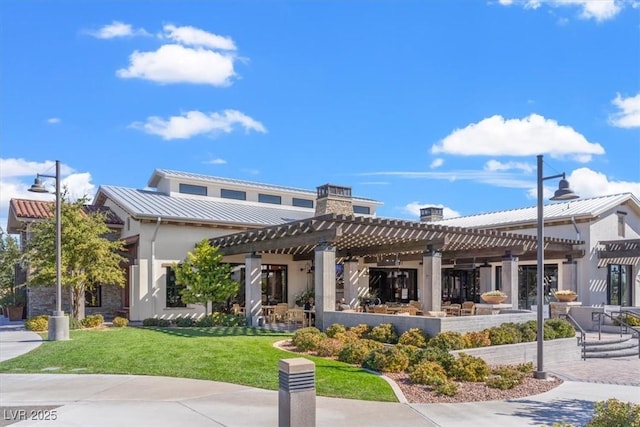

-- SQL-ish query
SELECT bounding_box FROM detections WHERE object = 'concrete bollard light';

[278,357,315,427]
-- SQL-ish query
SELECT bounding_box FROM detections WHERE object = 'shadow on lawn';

[505,397,594,426]
[141,326,293,338]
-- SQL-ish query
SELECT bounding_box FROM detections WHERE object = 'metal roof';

[431,193,640,229]
[96,185,315,227]
[147,169,382,204]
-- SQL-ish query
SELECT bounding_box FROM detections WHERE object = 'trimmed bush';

[587,398,640,427]
[398,328,429,348]
[543,323,557,340]
[348,324,371,338]
[488,324,521,345]
[337,339,384,365]
[427,331,466,351]
[325,323,347,338]
[362,347,409,373]
[434,381,458,396]
[614,314,640,327]
[409,361,448,386]
[195,316,214,327]
[210,312,246,326]
[112,316,128,328]
[292,327,324,352]
[69,317,83,330]
[545,318,576,338]
[418,347,456,373]
[315,337,345,357]
[175,317,196,327]
[450,353,489,382]
[517,321,538,342]
[25,315,49,332]
[333,330,360,344]
[367,323,398,344]
[486,365,527,390]
[463,330,491,348]
[81,314,104,328]
[396,344,423,367]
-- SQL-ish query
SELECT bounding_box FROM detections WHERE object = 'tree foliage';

[0,228,22,305]
[173,239,238,315]
[25,197,126,319]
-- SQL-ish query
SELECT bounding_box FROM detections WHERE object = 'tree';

[173,239,238,316]
[25,197,126,320]
[0,228,22,306]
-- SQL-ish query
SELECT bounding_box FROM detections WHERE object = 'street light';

[29,160,69,341]
[534,154,578,379]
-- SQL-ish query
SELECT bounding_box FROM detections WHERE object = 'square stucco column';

[245,253,262,326]
[479,264,492,295]
[314,244,336,330]
[421,249,442,311]
[562,258,578,293]
[501,254,519,308]
[343,259,359,308]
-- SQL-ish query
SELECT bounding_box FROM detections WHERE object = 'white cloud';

[431,114,605,162]
[402,202,461,220]
[500,0,631,21]
[0,158,96,231]
[484,159,534,173]
[609,92,640,128]
[46,117,61,124]
[203,158,227,165]
[566,168,640,199]
[430,158,444,169]
[116,44,236,86]
[163,24,236,50]
[88,21,149,39]
[130,109,267,140]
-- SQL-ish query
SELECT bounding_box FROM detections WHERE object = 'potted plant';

[481,290,508,304]
[554,290,578,302]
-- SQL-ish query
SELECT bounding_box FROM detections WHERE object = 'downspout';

[571,216,581,241]
[150,217,162,315]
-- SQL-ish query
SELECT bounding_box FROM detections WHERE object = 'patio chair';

[232,304,245,316]
[461,301,475,316]
[444,303,461,316]
[398,306,418,315]
[373,305,389,314]
[286,308,308,328]
[272,304,289,323]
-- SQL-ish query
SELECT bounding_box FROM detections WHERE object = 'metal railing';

[592,310,640,359]
[562,312,587,360]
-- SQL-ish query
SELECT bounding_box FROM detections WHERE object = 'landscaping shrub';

[367,323,398,344]
[292,327,324,352]
[517,321,538,342]
[195,316,214,327]
[463,330,491,348]
[427,331,465,351]
[434,381,459,396]
[362,347,409,373]
[614,314,640,327]
[398,328,429,348]
[112,316,128,328]
[69,317,83,330]
[211,312,246,326]
[449,353,489,382]
[418,347,456,373]
[545,318,576,338]
[409,361,448,386]
[348,324,371,338]
[488,324,521,345]
[143,318,160,326]
[586,398,640,427]
[337,339,384,365]
[25,315,48,332]
[175,317,196,327]
[396,344,423,367]
[332,330,360,344]
[315,337,345,357]
[325,323,347,338]
[486,365,527,390]
[81,314,104,328]
[543,323,557,340]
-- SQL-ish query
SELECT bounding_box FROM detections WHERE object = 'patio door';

[608,264,632,306]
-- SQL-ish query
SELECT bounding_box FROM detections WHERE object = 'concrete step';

[582,336,639,359]
[584,349,639,358]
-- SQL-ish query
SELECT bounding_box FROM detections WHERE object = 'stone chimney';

[315,184,353,216]
[420,207,443,222]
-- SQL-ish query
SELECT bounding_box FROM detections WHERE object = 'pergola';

[210,213,584,264]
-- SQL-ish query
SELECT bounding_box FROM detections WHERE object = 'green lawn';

[0,326,397,402]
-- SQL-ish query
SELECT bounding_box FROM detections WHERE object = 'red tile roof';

[10,199,124,226]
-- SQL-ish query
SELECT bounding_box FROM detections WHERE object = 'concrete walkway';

[0,317,638,427]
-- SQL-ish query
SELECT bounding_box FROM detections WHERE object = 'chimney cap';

[317,184,352,199]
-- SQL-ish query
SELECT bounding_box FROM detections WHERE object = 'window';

[166,267,186,307]
[258,193,281,204]
[221,188,246,200]
[228,264,288,305]
[617,211,626,237]
[292,198,313,208]
[179,183,207,196]
[85,285,102,307]
[608,264,632,306]
[353,205,371,215]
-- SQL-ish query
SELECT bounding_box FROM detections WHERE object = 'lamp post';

[534,154,578,379]
[29,160,69,341]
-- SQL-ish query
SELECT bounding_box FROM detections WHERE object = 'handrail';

[562,312,586,360]
[592,310,640,359]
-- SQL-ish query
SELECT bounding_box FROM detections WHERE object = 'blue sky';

[1,0,639,230]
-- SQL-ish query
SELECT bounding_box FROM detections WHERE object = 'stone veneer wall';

[315,198,354,216]
[27,285,123,318]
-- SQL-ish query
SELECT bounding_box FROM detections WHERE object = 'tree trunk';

[72,286,85,320]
